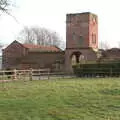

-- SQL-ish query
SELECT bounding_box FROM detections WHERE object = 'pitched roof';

[23,44,61,52]
[99,48,120,59]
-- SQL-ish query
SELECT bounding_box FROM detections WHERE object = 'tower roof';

[67,12,97,16]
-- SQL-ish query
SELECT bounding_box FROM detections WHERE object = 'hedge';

[73,61,120,77]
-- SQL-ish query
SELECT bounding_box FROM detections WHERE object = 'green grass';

[0,78,120,120]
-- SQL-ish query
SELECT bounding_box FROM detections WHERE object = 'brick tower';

[65,12,98,72]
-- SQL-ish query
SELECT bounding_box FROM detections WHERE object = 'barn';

[2,40,64,71]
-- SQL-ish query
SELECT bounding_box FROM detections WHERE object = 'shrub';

[73,61,120,77]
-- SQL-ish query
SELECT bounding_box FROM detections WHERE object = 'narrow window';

[72,32,76,41]
[92,34,96,44]
[78,35,84,44]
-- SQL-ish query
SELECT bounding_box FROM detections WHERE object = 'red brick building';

[2,12,98,72]
[3,12,119,72]
[2,40,64,71]
[65,12,98,72]
[99,48,120,61]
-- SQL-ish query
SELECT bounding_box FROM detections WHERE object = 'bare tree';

[17,26,65,49]
[0,0,11,14]
[0,0,18,23]
[99,41,110,50]
[0,0,11,49]
[17,26,35,44]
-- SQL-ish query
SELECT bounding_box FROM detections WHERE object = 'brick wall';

[2,41,65,71]
[66,12,98,49]
[65,48,97,72]
[20,51,65,71]
[89,13,98,49]
[2,41,27,69]
[65,12,98,73]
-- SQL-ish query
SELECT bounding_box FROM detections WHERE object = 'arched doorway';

[71,51,84,65]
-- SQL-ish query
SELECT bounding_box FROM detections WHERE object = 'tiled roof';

[23,44,61,52]
[100,48,120,59]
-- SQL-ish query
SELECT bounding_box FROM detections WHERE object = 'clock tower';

[65,12,98,72]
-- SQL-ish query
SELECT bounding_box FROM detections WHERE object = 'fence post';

[48,69,50,80]
[13,69,17,80]
[29,68,33,81]
[1,71,5,89]
[110,68,112,77]
[39,69,41,80]
[3,70,5,80]
[62,72,65,79]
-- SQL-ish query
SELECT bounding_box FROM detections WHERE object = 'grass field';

[0,78,120,120]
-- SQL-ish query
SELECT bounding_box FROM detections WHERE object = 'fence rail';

[0,68,74,82]
[0,67,120,82]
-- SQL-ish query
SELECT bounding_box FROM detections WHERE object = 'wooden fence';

[1,68,119,82]
[0,68,72,82]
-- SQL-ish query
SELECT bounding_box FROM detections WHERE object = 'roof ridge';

[23,43,61,52]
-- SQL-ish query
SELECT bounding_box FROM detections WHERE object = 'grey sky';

[0,0,120,48]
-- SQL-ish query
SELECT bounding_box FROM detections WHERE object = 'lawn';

[0,78,120,120]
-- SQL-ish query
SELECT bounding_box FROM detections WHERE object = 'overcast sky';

[0,0,120,48]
